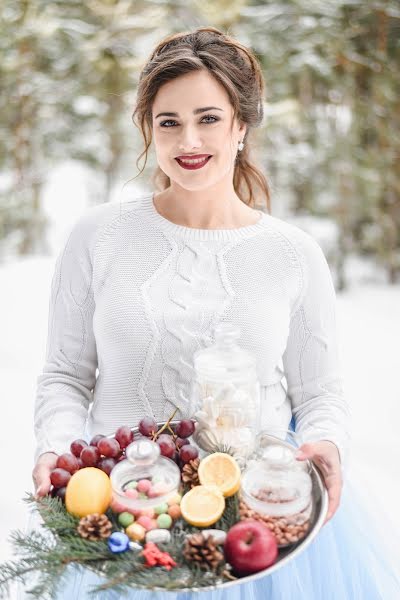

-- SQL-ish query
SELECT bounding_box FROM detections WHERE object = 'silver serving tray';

[111,422,328,591]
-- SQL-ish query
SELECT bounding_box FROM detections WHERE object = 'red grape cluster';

[49,415,198,500]
[138,417,198,468]
[50,426,134,500]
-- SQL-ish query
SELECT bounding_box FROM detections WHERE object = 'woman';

[30,27,399,599]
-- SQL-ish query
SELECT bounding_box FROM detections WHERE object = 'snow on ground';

[0,163,399,596]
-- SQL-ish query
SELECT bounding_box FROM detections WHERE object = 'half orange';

[180,485,225,527]
[198,452,241,497]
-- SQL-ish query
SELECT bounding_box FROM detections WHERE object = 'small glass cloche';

[110,438,181,511]
[241,441,314,546]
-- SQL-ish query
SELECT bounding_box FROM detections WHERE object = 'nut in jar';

[239,498,311,547]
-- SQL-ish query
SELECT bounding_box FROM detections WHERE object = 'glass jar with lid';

[110,438,181,513]
[189,321,260,461]
[240,438,314,547]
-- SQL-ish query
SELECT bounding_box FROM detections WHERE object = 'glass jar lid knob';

[126,439,160,466]
[261,445,295,469]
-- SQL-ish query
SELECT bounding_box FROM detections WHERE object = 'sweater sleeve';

[33,213,98,462]
[282,231,351,470]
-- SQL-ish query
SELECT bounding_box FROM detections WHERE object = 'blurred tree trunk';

[12,5,45,255]
[374,9,400,283]
[102,50,125,202]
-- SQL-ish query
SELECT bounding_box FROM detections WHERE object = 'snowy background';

[2,4,399,597]
[0,164,399,598]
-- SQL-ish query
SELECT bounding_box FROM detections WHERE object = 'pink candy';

[110,498,127,513]
[125,488,139,499]
[137,516,157,531]
[137,479,152,493]
[151,481,169,496]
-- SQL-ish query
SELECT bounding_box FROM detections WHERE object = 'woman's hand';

[32,452,59,498]
[295,440,342,524]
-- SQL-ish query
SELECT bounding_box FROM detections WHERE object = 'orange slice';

[198,452,241,497]
[180,485,225,527]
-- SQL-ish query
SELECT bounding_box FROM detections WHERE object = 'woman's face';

[151,70,246,191]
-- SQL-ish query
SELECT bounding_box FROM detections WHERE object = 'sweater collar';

[141,192,267,242]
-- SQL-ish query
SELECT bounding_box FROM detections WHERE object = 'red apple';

[224,520,278,575]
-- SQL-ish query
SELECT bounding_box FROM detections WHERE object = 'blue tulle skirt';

[19,475,396,600]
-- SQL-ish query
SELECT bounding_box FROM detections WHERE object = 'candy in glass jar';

[189,321,260,461]
[110,438,181,514]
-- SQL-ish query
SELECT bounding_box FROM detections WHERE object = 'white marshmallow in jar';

[189,322,261,463]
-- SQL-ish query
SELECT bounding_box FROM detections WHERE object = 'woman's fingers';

[33,465,51,497]
[295,440,342,523]
[32,453,58,498]
[322,470,342,523]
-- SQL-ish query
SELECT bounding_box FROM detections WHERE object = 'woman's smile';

[175,155,213,170]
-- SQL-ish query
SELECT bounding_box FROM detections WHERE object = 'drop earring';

[238,140,244,151]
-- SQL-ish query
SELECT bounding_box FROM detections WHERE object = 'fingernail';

[295,451,305,459]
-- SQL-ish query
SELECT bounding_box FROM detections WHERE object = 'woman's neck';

[153,187,259,230]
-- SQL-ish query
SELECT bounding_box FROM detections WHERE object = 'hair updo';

[132,26,271,211]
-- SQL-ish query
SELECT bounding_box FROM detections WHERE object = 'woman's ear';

[238,120,247,139]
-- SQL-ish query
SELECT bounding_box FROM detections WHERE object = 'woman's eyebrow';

[154,106,224,118]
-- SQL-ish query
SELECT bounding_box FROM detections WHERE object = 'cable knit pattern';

[34,192,351,469]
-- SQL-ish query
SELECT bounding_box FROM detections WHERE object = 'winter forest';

[0,1,400,596]
[1,0,399,288]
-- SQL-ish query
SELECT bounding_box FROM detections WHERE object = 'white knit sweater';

[34,191,350,466]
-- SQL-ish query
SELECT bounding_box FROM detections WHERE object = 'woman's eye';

[159,115,219,127]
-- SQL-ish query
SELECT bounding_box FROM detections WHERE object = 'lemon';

[198,452,241,497]
[180,485,225,527]
[65,467,112,518]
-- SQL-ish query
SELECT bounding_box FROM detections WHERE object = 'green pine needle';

[0,491,240,597]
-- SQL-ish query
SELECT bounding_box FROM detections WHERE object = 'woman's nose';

[178,125,202,152]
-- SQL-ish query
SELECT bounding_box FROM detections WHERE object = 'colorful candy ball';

[125,488,139,499]
[168,504,181,520]
[151,481,169,496]
[167,493,182,506]
[137,516,157,531]
[154,503,169,515]
[140,507,155,518]
[118,512,134,528]
[125,480,138,490]
[126,523,146,541]
[157,514,172,529]
[137,479,152,494]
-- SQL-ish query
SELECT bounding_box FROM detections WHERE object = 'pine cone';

[183,532,224,572]
[182,457,200,488]
[77,513,112,541]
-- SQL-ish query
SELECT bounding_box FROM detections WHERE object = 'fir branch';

[214,493,240,532]
[0,530,61,600]
[1,460,242,596]
[10,528,56,556]
[34,494,80,536]
[214,442,236,456]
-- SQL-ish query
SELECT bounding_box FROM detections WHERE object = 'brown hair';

[131,26,271,212]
